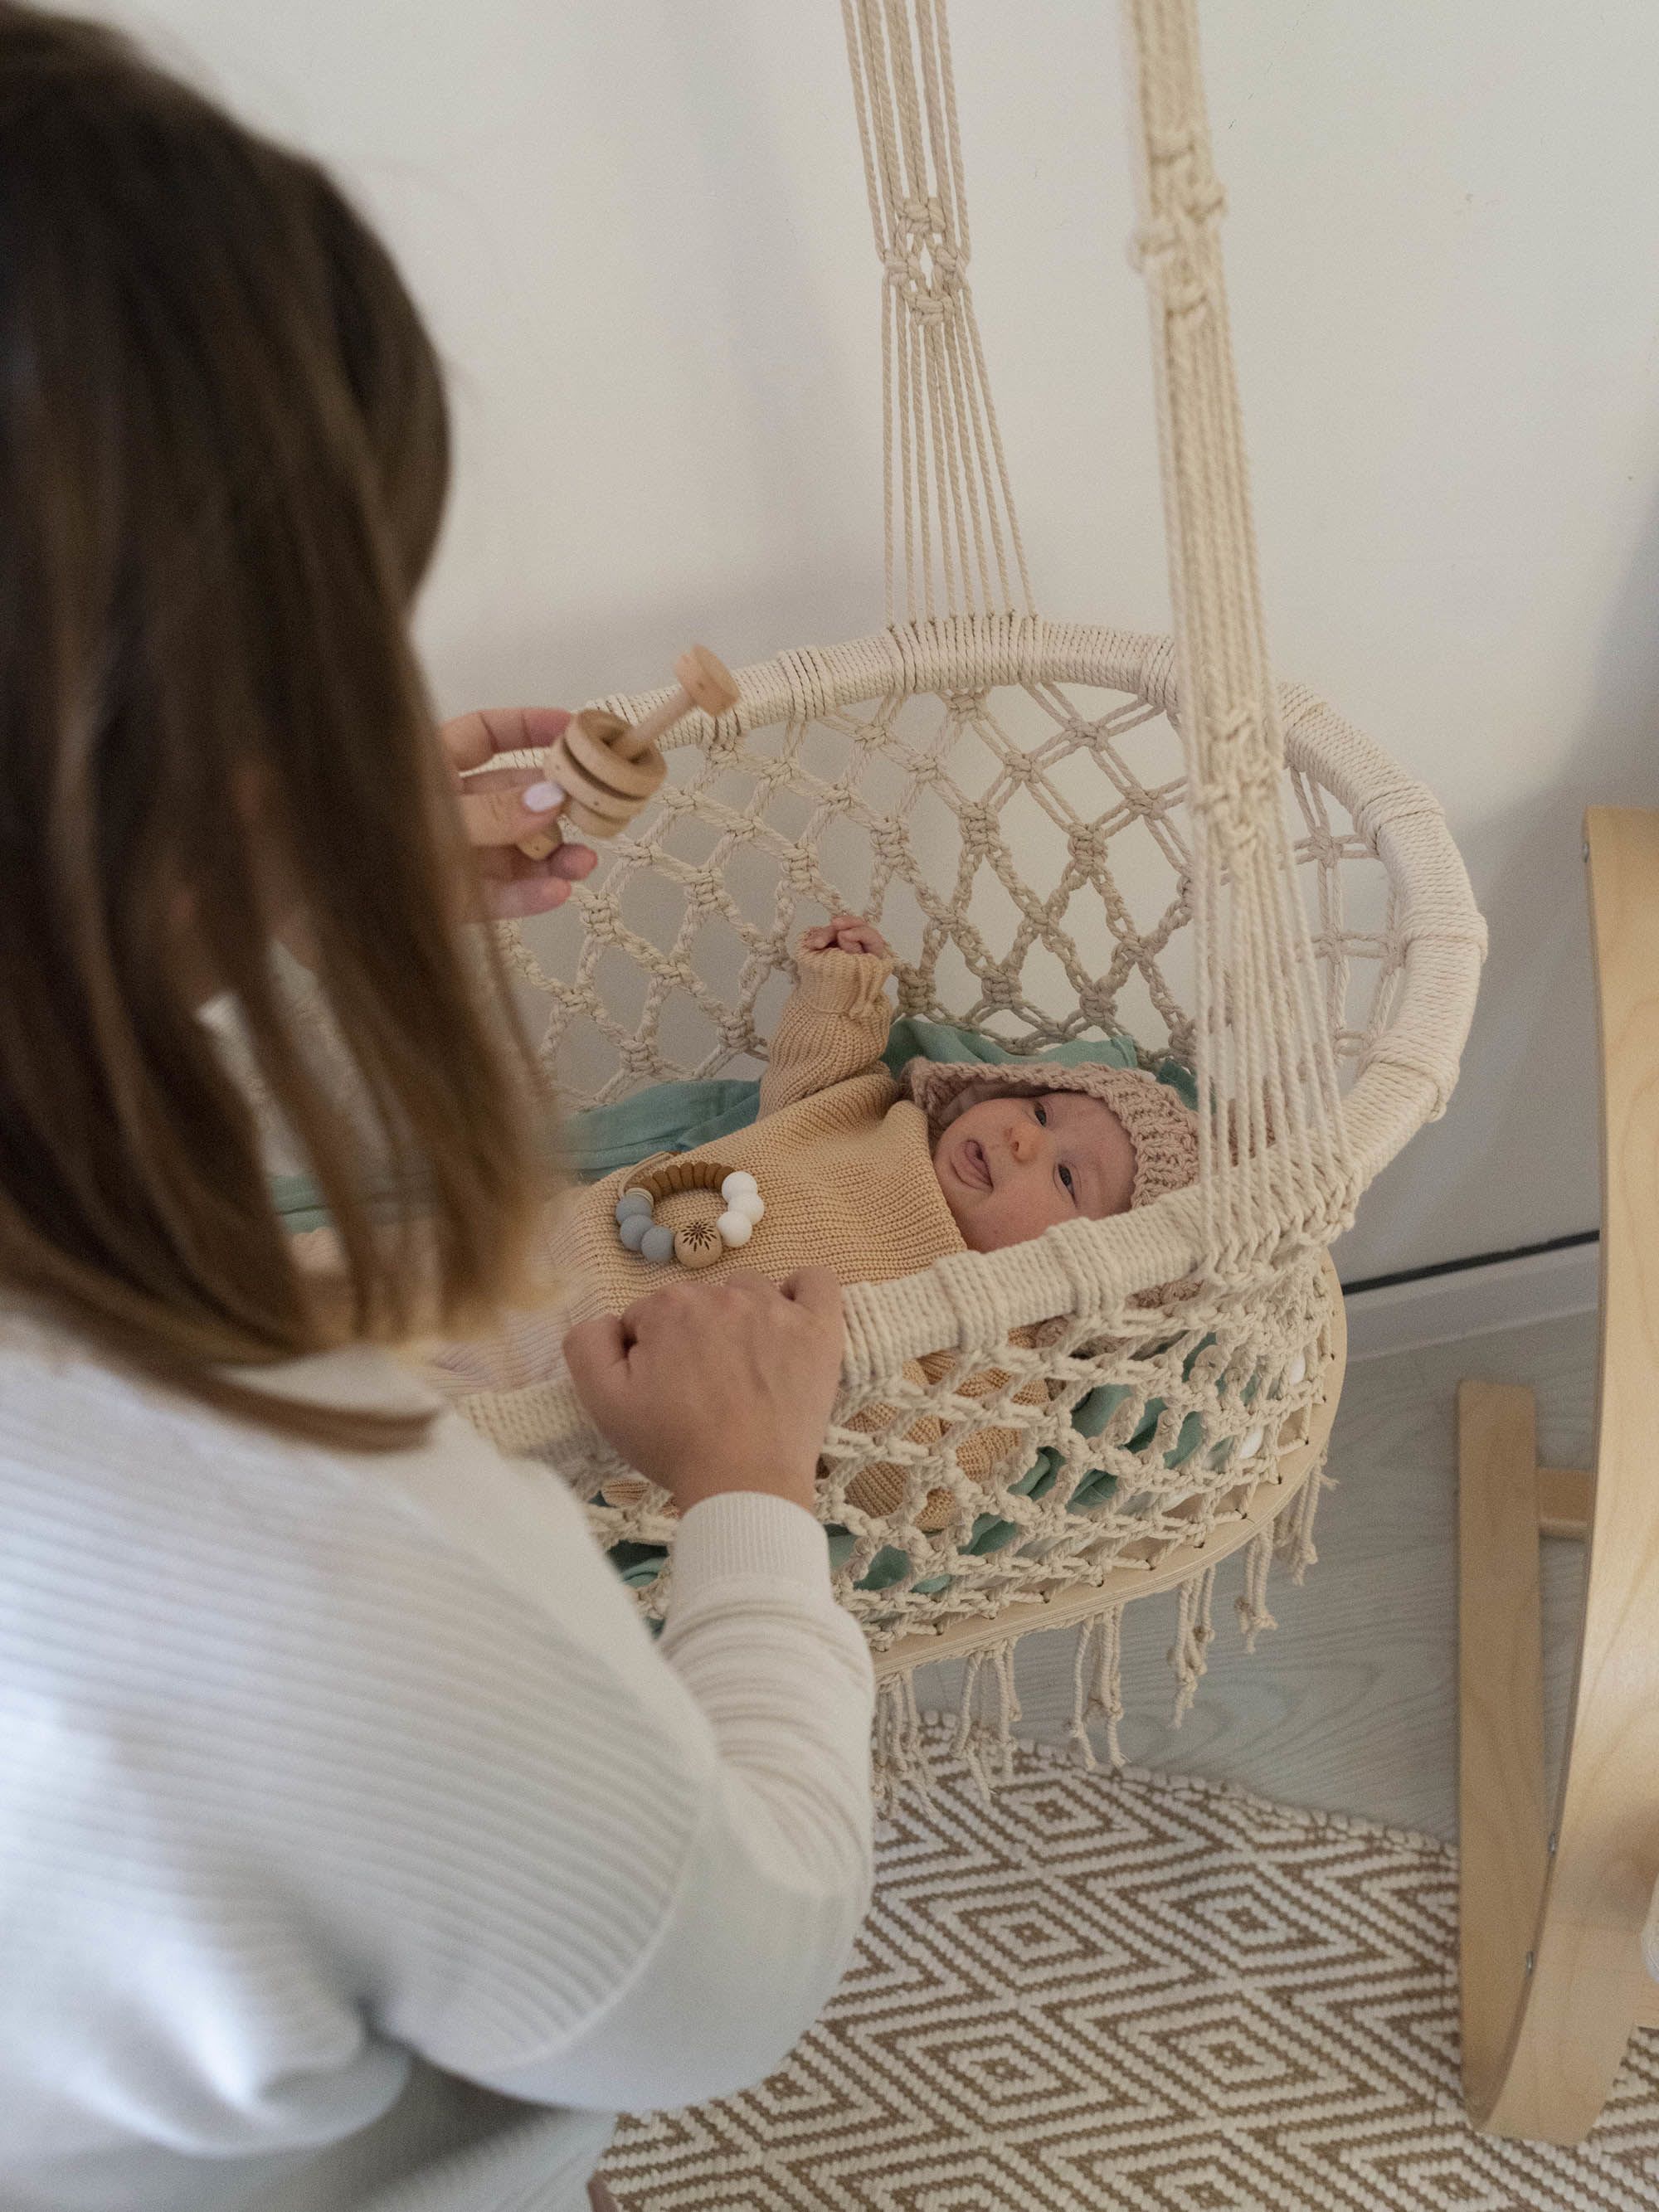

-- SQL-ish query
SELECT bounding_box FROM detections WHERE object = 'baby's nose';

[1005,1120,1039,1164]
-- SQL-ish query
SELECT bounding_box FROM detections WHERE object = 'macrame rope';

[842,0,1034,625]
[1235,1524,1278,1651]
[1121,0,1364,1275]
[844,0,1362,1277]
[1071,1602,1127,1770]
[428,7,1483,1764]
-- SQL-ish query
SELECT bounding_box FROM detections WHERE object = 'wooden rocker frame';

[1457,806,1659,2142]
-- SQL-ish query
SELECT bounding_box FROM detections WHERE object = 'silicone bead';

[618,1213,651,1252]
[616,1189,653,1220]
[640,1223,676,1265]
[720,1170,758,1203]
[716,1209,752,1247]
[729,1189,765,1224]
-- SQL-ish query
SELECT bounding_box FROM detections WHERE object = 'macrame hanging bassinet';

[455,0,1483,1789]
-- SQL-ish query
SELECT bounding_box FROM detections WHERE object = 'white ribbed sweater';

[0,1313,875,2212]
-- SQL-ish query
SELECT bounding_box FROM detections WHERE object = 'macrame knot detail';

[1131,151,1224,320]
[884,194,966,322]
[1068,821,1112,872]
[871,819,911,869]
[956,800,1001,851]
[1189,706,1282,854]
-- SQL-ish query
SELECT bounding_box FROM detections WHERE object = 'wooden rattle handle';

[615,646,740,760]
[514,645,738,860]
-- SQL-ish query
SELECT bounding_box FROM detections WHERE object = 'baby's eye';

[1058,1164,1075,1198]
[1034,1103,1048,1126]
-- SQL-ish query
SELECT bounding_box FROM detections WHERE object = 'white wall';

[103,1,1659,1280]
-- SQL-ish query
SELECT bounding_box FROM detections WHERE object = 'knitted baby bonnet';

[902,1057,1199,1210]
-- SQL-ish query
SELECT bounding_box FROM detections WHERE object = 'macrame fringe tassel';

[1169,1563,1217,1725]
[1275,1456,1331,1585]
[1234,1526,1278,1652]
[872,1668,933,1812]
[953,1640,1024,1800]
[1069,1603,1127,1771]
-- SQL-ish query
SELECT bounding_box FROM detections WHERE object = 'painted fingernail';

[523,780,564,813]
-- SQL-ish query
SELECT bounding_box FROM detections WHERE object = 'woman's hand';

[800,913,888,958]
[563,1270,845,1516]
[440,707,598,921]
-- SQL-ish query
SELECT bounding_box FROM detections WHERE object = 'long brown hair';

[0,4,548,1449]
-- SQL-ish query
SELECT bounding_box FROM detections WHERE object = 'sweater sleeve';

[756,943,896,1117]
[281,1413,877,2115]
[484,1495,876,2109]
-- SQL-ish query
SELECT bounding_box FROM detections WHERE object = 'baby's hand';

[801,913,888,958]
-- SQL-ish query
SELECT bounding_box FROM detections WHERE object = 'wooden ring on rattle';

[515,645,739,863]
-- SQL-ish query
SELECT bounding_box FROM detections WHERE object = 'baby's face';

[932,1091,1137,1252]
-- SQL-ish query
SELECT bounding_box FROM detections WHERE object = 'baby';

[551,912,1196,1325]
[436,916,1199,1521]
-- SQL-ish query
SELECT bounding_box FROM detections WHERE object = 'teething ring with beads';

[614,1159,764,1268]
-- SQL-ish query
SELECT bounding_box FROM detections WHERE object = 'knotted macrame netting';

[450,0,1483,1787]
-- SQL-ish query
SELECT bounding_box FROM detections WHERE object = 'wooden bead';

[674,1221,722,1269]
[633,1158,738,1203]
[674,644,741,718]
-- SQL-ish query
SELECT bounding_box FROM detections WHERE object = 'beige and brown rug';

[606,1726,1659,2210]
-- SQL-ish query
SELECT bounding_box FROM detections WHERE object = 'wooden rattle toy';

[614,1159,764,1269]
[517,644,740,861]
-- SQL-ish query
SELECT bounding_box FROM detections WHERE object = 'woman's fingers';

[437,708,599,921]
[779,1267,844,1324]
[441,707,571,775]
[482,869,583,920]
[563,1315,630,1408]
[456,776,567,849]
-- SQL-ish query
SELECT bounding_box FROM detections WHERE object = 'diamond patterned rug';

[606,1728,1659,2210]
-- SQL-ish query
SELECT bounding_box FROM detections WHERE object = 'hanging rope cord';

[842,0,1361,1272]
[841,0,1034,626]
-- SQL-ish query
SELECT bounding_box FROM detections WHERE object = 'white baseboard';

[1342,1242,1600,1363]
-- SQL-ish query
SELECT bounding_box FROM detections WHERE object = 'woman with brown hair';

[0,7,873,2208]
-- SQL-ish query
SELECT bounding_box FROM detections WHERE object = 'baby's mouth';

[956,1136,992,1190]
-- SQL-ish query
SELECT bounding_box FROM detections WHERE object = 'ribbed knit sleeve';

[0,1325,875,2210]
[756,945,895,1116]
[248,1412,878,2112]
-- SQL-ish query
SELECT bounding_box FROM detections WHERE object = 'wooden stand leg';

[1457,1378,1659,2142]
[1457,1380,1549,2119]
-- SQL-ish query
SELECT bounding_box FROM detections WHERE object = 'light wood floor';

[913,1311,1598,1840]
